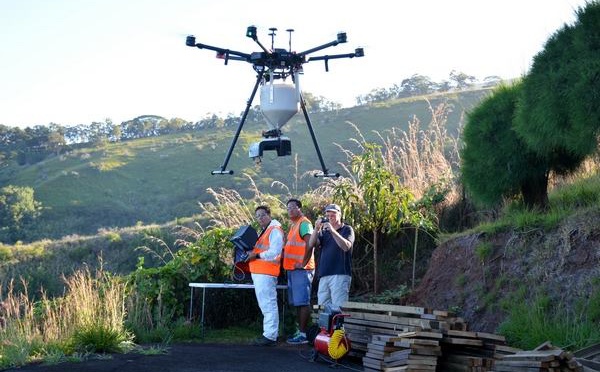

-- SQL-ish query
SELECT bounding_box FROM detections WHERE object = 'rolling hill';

[0,88,491,241]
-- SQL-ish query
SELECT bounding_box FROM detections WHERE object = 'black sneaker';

[253,335,277,346]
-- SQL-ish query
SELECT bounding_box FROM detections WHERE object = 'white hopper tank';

[260,83,299,130]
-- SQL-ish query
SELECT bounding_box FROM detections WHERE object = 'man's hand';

[245,252,258,262]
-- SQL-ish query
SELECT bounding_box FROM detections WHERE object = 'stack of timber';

[312,302,585,371]
[438,329,519,371]
[338,301,467,356]
[493,342,583,371]
[362,332,442,372]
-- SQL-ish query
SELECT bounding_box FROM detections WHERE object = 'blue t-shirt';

[317,224,354,277]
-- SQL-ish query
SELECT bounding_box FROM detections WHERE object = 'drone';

[185,26,364,177]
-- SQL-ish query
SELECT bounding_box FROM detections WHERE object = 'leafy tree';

[302,92,341,113]
[400,74,435,96]
[461,83,550,208]
[450,70,477,89]
[334,143,413,293]
[0,185,42,242]
[514,2,598,171]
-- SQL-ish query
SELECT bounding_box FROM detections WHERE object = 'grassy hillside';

[0,88,490,241]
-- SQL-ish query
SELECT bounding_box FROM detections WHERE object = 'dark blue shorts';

[287,269,313,306]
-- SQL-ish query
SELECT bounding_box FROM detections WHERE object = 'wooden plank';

[382,366,408,372]
[494,365,545,372]
[446,330,478,338]
[502,349,566,360]
[410,346,442,356]
[441,337,484,346]
[384,349,412,362]
[574,343,600,359]
[384,359,409,368]
[345,311,440,329]
[345,323,404,336]
[490,344,523,354]
[405,362,436,370]
[342,301,425,315]
[576,357,600,370]
[398,331,443,339]
[495,359,549,367]
[394,338,440,348]
[345,317,416,332]
[476,331,507,343]
[363,356,385,369]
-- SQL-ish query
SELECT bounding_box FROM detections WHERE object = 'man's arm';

[329,229,351,251]
[297,234,313,268]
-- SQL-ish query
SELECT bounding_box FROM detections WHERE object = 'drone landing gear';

[211,69,264,176]
[299,95,340,178]
[212,71,339,178]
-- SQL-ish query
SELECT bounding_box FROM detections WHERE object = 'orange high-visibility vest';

[249,225,283,277]
[283,216,314,270]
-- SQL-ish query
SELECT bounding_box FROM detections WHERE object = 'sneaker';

[286,333,308,345]
[253,335,277,346]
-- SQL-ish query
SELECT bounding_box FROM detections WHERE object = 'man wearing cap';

[306,203,355,311]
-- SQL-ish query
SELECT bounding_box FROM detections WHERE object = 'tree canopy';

[462,83,549,208]
[514,1,599,171]
[0,185,42,242]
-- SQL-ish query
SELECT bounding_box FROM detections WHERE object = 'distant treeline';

[0,72,499,166]
[356,71,501,105]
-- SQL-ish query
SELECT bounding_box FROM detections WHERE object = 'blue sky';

[0,0,588,128]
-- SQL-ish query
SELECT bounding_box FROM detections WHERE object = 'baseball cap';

[324,204,341,213]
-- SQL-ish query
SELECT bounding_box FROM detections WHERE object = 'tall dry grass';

[0,268,132,368]
[324,101,462,207]
[377,101,461,200]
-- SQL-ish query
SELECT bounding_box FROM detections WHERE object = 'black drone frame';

[186,26,364,177]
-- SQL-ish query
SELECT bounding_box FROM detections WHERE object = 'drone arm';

[307,48,364,71]
[212,69,265,175]
[298,32,347,56]
[187,38,251,61]
[299,94,339,178]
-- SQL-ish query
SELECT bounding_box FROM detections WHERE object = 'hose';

[232,263,247,281]
[328,329,348,360]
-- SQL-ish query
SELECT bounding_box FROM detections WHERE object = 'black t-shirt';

[317,224,354,277]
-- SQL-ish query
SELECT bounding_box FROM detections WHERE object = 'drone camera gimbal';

[186,25,364,177]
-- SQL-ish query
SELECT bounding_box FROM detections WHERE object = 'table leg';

[281,288,285,337]
[189,287,194,320]
[201,287,206,339]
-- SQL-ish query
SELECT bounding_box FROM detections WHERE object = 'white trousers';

[251,273,279,341]
[317,274,351,311]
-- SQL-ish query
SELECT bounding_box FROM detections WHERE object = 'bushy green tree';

[0,185,42,242]
[514,1,599,170]
[461,83,549,208]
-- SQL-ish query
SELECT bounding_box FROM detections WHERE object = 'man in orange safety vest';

[282,198,314,344]
[246,205,284,346]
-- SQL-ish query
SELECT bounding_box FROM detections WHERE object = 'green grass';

[499,294,600,350]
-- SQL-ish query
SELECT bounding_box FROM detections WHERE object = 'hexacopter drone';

[185,26,364,177]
